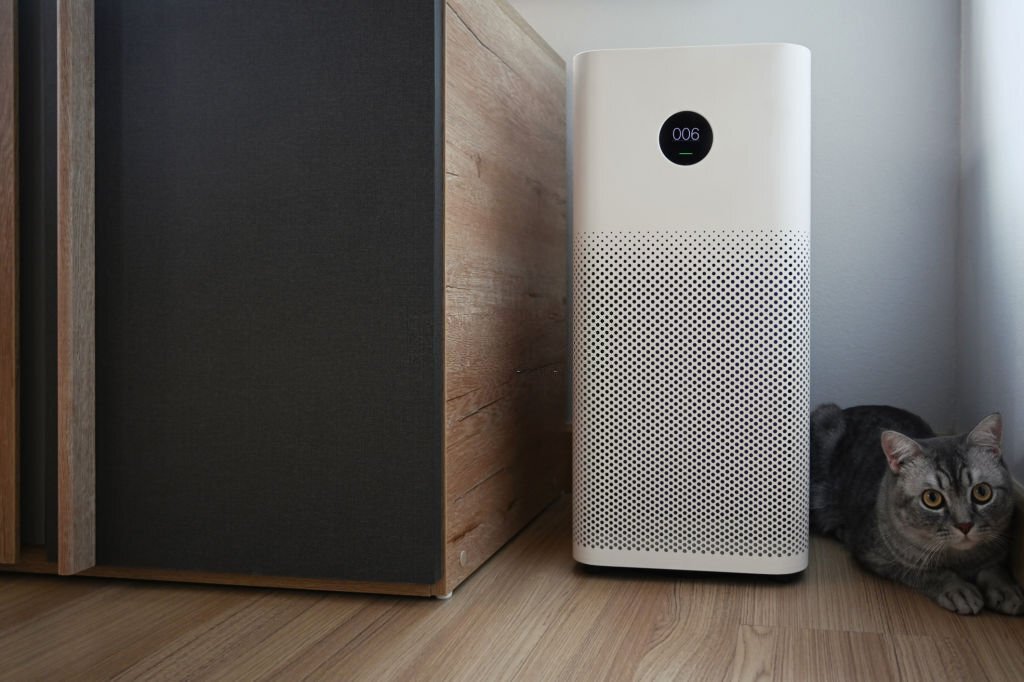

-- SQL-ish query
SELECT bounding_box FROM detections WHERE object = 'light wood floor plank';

[389,511,578,680]
[259,599,408,679]
[728,625,777,682]
[0,574,100,634]
[84,585,259,680]
[114,590,321,680]
[0,581,252,679]
[891,633,990,682]
[775,627,900,681]
[307,497,574,680]
[959,616,1024,682]
[196,595,369,681]
[742,537,892,634]
[875,578,980,640]
[2,497,1024,681]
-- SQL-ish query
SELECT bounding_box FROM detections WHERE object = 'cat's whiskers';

[912,537,946,572]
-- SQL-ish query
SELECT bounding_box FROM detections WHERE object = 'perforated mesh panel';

[572,229,810,558]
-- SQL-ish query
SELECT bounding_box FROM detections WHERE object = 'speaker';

[3,0,567,595]
[571,44,811,574]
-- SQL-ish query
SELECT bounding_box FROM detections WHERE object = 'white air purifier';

[572,44,811,575]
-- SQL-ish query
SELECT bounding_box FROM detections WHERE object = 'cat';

[809,403,1023,615]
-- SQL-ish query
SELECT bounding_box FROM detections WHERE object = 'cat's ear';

[880,431,923,473]
[967,413,1002,458]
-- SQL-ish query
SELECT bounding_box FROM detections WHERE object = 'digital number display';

[659,111,713,166]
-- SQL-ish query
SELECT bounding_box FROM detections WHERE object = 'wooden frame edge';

[56,0,95,575]
[0,0,19,565]
[0,547,437,597]
[436,0,449,598]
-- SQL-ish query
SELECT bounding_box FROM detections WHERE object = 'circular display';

[659,111,713,166]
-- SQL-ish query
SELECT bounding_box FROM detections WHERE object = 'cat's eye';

[972,483,993,504]
[921,489,945,509]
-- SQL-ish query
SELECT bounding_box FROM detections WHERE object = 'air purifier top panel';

[573,43,810,235]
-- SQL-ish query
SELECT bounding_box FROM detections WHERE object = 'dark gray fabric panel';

[16,0,57,553]
[94,0,443,583]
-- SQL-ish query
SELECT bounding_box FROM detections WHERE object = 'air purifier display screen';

[658,111,713,165]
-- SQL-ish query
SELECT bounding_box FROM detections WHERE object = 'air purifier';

[572,44,811,574]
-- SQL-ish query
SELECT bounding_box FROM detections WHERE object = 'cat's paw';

[983,583,1024,616]
[935,582,984,615]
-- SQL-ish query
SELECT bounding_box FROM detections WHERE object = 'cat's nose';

[955,522,974,536]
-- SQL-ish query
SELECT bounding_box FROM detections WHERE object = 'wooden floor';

[2,498,1024,681]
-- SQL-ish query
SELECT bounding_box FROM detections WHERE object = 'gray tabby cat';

[810,404,1023,615]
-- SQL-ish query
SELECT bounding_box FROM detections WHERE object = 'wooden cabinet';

[0,0,567,596]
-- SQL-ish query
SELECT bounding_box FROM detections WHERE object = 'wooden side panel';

[0,0,18,564]
[56,0,94,575]
[443,0,568,593]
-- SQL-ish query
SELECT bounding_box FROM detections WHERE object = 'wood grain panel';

[56,0,95,575]
[0,0,18,565]
[443,0,568,594]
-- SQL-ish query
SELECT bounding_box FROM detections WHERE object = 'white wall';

[959,1,1024,478]
[509,0,962,430]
